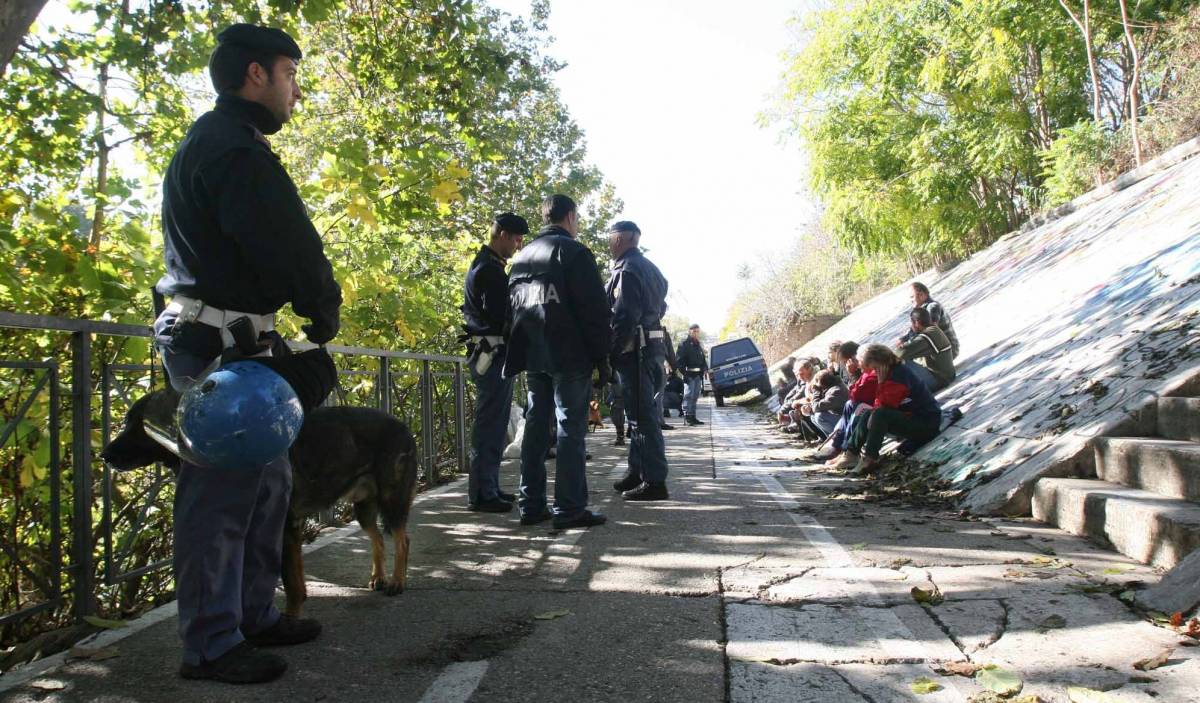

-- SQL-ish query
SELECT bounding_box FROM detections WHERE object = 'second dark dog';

[101,389,420,617]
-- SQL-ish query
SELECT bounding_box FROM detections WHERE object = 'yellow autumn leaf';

[430,180,463,204]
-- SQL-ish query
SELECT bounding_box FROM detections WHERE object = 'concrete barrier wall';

[773,139,1200,515]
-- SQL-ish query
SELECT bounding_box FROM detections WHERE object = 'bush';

[1040,120,1112,207]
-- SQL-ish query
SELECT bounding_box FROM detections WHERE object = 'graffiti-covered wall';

[780,140,1200,514]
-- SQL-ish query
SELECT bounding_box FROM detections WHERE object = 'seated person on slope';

[796,369,848,439]
[777,358,814,426]
[896,306,956,392]
[826,340,843,379]
[823,341,877,465]
[898,281,960,359]
[838,344,943,476]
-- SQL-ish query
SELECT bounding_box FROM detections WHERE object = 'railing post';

[420,359,434,483]
[70,331,94,619]
[454,361,466,477]
[379,356,391,414]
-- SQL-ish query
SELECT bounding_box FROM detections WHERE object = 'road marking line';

[714,407,967,701]
[0,476,469,694]
[416,660,490,703]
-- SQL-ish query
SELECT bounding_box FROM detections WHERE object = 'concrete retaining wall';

[773,138,1200,515]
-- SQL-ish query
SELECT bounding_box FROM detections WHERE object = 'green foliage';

[1040,119,1111,206]
[779,0,1091,257]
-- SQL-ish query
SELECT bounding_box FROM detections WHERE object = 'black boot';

[179,641,287,684]
[685,415,704,426]
[622,482,669,501]
[613,471,641,492]
[244,614,322,647]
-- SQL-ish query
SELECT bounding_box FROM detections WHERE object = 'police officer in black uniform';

[606,221,672,501]
[461,212,528,513]
[504,195,611,529]
[154,24,341,684]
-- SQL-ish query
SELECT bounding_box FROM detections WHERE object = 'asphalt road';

[3,399,1197,702]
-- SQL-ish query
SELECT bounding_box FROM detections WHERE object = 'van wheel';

[714,392,724,408]
[757,380,772,399]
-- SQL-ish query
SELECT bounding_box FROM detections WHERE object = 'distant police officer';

[607,221,671,501]
[677,324,708,425]
[461,212,528,513]
[154,24,341,684]
[504,195,611,529]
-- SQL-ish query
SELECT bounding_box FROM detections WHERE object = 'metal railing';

[0,310,469,642]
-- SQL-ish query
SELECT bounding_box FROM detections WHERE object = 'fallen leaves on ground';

[27,680,66,691]
[911,585,945,606]
[977,665,1023,696]
[1169,611,1184,628]
[532,609,571,621]
[935,661,982,677]
[69,646,120,661]
[910,677,943,694]
[969,695,1043,703]
[81,616,127,629]
[1132,647,1173,671]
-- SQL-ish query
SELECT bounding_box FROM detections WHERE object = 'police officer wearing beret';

[606,221,671,501]
[154,24,341,684]
[461,212,528,513]
[504,195,611,529]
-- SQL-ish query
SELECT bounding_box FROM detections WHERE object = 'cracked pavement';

[3,401,1198,702]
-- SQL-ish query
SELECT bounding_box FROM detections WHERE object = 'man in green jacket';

[897,307,955,392]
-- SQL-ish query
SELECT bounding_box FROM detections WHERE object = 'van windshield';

[711,339,760,367]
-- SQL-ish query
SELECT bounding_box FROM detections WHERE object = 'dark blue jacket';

[461,245,508,337]
[503,226,611,376]
[876,362,942,421]
[605,248,669,357]
[155,95,341,343]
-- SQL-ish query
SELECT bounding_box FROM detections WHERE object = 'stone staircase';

[1033,394,1200,574]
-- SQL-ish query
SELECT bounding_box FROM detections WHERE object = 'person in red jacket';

[827,341,877,466]
[838,343,943,475]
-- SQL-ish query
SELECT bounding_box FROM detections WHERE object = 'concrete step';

[1095,437,1200,501]
[1158,397,1200,442]
[1032,478,1200,569]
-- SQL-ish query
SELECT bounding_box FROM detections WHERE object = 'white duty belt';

[621,327,665,353]
[165,295,276,349]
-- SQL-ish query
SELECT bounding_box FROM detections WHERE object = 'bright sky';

[489,0,818,336]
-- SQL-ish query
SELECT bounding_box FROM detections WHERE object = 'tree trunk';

[88,0,131,251]
[0,0,47,76]
[1117,0,1143,165]
[1057,0,1103,124]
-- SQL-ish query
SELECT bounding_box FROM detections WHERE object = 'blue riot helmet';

[176,360,304,470]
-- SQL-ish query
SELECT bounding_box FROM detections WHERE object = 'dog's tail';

[378,418,420,534]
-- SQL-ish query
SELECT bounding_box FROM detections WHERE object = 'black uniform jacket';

[605,248,669,358]
[461,244,508,337]
[676,337,708,377]
[503,226,611,377]
[155,94,342,343]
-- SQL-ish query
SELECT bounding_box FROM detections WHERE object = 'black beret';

[610,220,641,236]
[494,212,529,235]
[216,23,302,60]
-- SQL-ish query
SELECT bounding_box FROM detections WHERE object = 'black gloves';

[302,314,339,345]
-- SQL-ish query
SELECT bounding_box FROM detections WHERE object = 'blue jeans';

[831,400,867,451]
[155,312,289,666]
[469,358,514,504]
[616,348,669,484]
[683,375,703,416]
[812,409,839,436]
[519,369,592,518]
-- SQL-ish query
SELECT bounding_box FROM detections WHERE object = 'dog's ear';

[101,391,180,471]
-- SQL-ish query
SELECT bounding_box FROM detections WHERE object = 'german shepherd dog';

[101,389,420,617]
